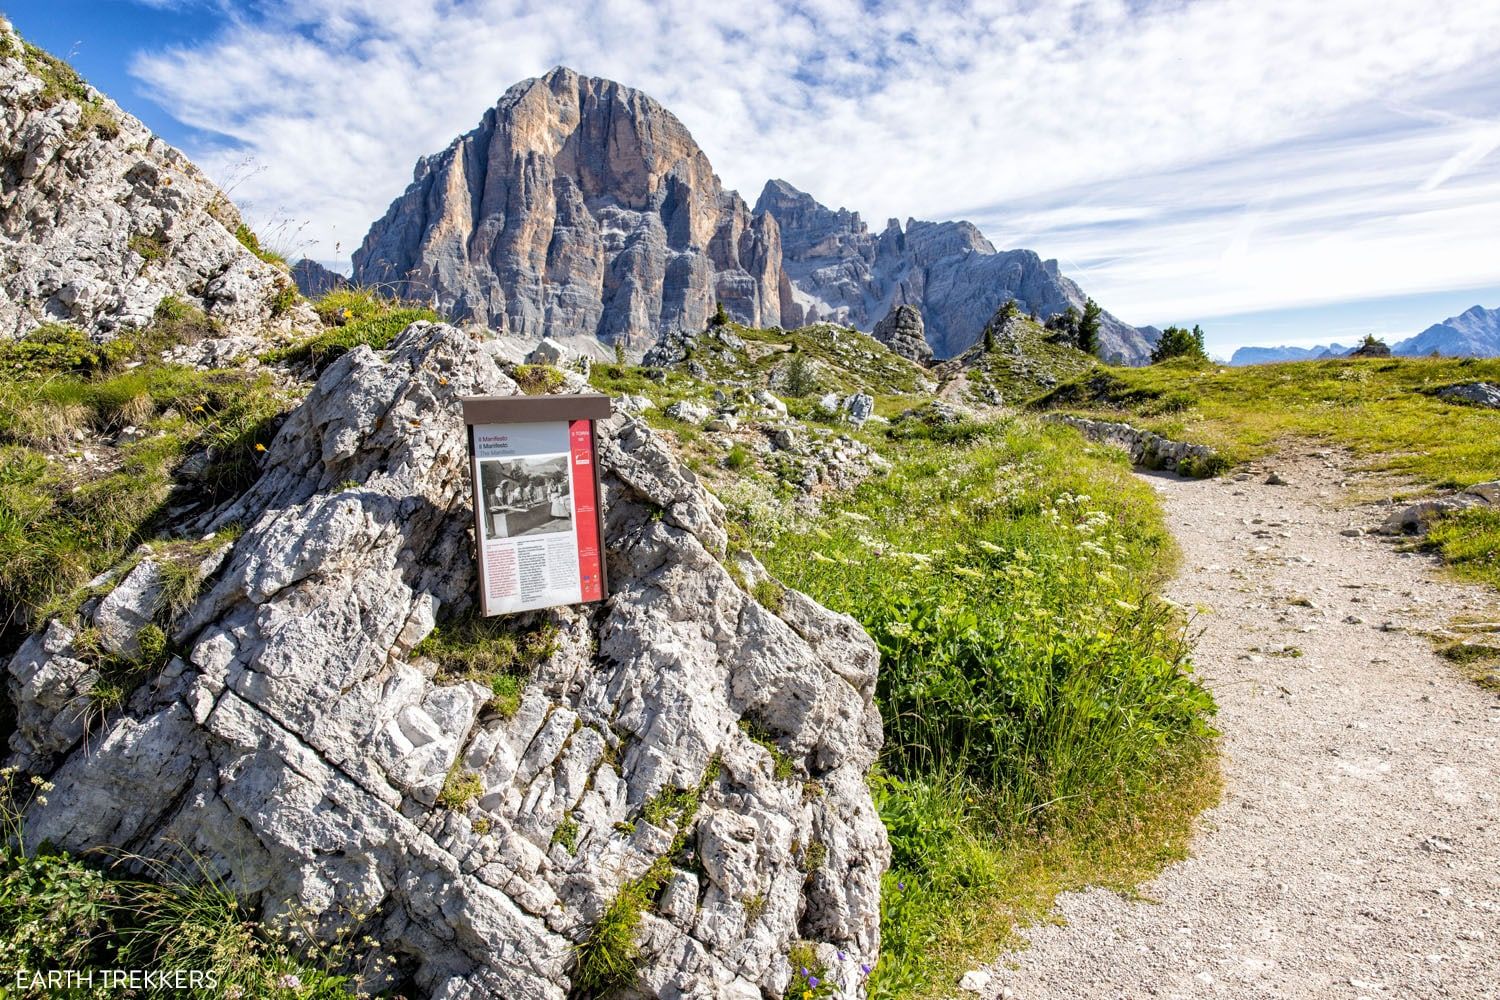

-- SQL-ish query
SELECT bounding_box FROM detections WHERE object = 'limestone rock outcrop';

[6,321,888,999]
[871,304,932,365]
[0,20,295,339]
[1048,414,1220,476]
[354,68,794,348]
[1378,480,1499,535]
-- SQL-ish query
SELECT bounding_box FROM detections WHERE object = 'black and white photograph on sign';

[478,455,574,540]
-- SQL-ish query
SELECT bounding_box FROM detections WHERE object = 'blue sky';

[7,0,1500,356]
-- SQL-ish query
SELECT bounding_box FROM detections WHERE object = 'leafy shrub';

[782,354,818,397]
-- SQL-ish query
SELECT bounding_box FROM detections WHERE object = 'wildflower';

[836,951,846,961]
[254,443,267,452]
[438,377,449,386]
[277,973,301,989]
[803,992,812,1000]
[861,962,872,975]
[808,976,819,988]
[897,880,905,891]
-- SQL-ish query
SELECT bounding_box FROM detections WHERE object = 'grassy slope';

[957,317,1100,403]
[1036,355,1500,491]
[755,420,1216,997]
[594,334,1219,998]
[1032,354,1500,600]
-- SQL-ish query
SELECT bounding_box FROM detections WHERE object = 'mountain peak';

[354,71,1152,361]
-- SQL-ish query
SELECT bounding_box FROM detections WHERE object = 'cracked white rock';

[5,321,888,999]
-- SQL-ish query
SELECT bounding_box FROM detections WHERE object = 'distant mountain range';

[1230,304,1500,365]
[1397,304,1500,357]
[351,67,1158,363]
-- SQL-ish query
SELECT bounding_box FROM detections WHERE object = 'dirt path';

[982,448,1500,1000]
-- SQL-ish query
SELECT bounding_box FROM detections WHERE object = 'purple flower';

[800,968,810,976]
[861,962,872,975]
[808,976,820,988]
[836,951,846,961]
[897,880,906,891]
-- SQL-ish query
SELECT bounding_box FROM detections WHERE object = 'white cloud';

[127,0,1500,321]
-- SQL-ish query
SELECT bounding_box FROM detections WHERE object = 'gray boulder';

[664,399,712,426]
[1378,480,1498,534]
[525,337,571,365]
[1048,415,1220,476]
[844,393,875,427]
[1436,382,1500,409]
[6,322,887,999]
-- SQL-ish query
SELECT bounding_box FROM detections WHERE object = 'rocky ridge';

[754,179,1158,364]
[352,66,1154,364]
[0,20,299,340]
[6,321,889,998]
[1397,304,1500,357]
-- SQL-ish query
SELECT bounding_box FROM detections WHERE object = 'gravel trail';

[983,449,1500,1000]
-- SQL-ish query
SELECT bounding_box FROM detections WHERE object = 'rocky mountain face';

[291,257,348,298]
[1396,304,1500,357]
[754,180,1158,364]
[354,67,794,347]
[871,304,932,364]
[0,20,296,340]
[353,69,1152,363]
[7,320,888,999]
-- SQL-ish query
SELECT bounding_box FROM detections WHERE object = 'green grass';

[1034,354,1500,594]
[959,317,1099,403]
[128,231,166,263]
[1426,507,1500,590]
[1035,355,1500,490]
[754,416,1218,997]
[234,223,287,268]
[262,298,440,372]
[0,309,288,646]
[411,613,557,719]
[437,765,483,810]
[0,767,378,999]
[573,759,720,993]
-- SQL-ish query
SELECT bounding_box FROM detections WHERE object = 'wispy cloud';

[126,0,1500,321]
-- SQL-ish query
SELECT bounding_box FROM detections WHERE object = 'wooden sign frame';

[462,394,612,616]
